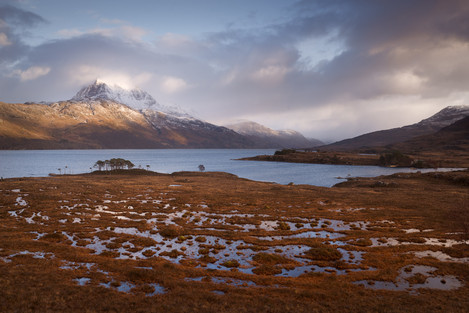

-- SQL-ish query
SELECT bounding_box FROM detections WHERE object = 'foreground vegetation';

[0,170,468,312]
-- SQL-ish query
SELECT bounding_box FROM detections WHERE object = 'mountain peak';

[417,105,469,128]
[71,80,158,111]
[71,80,190,116]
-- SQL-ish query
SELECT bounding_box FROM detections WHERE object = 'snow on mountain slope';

[417,105,469,128]
[225,121,322,148]
[72,80,189,117]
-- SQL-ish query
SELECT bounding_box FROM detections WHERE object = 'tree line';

[93,158,135,171]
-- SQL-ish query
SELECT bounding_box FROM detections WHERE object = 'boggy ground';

[0,170,468,312]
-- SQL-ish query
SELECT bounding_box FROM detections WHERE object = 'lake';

[0,149,456,187]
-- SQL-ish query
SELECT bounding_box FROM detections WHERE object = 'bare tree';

[94,160,105,171]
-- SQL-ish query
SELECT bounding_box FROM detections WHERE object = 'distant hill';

[322,106,469,152]
[391,116,469,153]
[225,121,323,149]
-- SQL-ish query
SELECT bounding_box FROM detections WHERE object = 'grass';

[303,244,342,261]
[159,225,184,238]
[0,170,468,312]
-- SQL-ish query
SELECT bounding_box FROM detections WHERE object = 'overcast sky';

[1,0,469,141]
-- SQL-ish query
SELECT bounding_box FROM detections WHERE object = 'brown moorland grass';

[0,170,468,312]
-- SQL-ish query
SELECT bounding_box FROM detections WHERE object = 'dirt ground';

[0,170,468,312]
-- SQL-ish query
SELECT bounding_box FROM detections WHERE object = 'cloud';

[0,4,46,28]
[0,32,11,46]
[11,66,50,81]
[57,24,147,42]
[2,1,469,141]
[250,65,290,84]
[161,76,188,94]
[69,65,153,90]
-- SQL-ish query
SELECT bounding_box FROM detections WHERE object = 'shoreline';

[239,149,469,169]
[2,166,467,189]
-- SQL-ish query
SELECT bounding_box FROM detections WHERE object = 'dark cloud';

[0,5,47,65]
[199,0,469,107]
[0,4,46,27]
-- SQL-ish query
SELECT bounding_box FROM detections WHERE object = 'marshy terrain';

[0,170,468,312]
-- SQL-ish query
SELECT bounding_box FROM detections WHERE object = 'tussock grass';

[0,171,468,312]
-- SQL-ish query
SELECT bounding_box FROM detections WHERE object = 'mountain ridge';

[0,99,254,149]
[225,121,323,149]
[321,105,469,152]
[2,81,316,149]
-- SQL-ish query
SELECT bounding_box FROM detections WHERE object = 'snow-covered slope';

[72,80,189,117]
[417,105,469,128]
[226,121,322,148]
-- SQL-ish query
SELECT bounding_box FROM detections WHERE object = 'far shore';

[238,149,469,169]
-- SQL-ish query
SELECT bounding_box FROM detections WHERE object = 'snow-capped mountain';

[225,121,322,148]
[417,105,469,128]
[0,81,255,149]
[72,80,189,116]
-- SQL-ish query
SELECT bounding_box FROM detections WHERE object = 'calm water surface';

[0,149,456,187]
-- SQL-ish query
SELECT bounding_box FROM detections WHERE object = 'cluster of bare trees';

[93,158,135,171]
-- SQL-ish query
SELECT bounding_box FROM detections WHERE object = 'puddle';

[95,205,122,215]
[100,281,136,293]
[116,281,135,293]
[8,209,24,217]
[99,280,165,296]
[146,283,166,296]
[74,277,91,286]
[55,226,372,278]
[257,230,345,241]
[414,250,469,264]
[371,237,469,247]
[60,261,95,271]
[25,213,38,224]
[15,196,28,206]
[354,265,463,293]
[258,219,367,233]
[30,231,46,240]
[186,276,258,288]
[1,250,55,263]
[212,290,225,295]
[403,229,435,234]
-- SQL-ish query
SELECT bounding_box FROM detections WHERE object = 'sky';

[1,0,469,142]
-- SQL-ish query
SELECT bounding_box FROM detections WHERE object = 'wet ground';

[0,171,468,312]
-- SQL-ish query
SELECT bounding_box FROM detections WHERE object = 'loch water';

[0,149,456,187]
